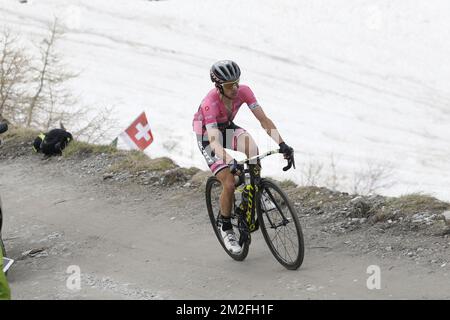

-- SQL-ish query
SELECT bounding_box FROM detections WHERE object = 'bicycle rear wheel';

[256,179,304,270]
[205,176,249,261]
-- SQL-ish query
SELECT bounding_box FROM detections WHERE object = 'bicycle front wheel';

[205,176,250,261]
[256,179,304,270]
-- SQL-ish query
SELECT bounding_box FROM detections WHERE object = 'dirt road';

[1,157,449,299]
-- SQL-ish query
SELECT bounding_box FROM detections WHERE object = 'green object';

[110,137,118,148]
[0,249,11,300]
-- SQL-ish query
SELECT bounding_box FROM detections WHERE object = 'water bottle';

[240,184,250,212]
[234,186,242,209]
[244,172,250,185]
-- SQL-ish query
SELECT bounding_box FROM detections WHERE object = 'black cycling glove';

[279,142,296,171]
[279,142,293,159]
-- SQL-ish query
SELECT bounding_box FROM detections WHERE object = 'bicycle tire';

[205,176,250,261]
[256,179,304,270]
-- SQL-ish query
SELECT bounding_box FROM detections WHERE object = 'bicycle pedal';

[239,232,251,246]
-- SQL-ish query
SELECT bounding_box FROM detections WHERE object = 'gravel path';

[1,155,450,299]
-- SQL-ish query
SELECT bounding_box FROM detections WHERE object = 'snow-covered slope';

[1,0,449,200]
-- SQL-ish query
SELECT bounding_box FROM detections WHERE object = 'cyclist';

[0,122,10,300]
[193,60,294,254]
[0,248,11,300]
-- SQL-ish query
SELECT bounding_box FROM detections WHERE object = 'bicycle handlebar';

[236,148,296,171]
[236,149,279,166]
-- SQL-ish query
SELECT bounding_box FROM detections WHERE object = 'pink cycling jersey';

[192,85,260,135]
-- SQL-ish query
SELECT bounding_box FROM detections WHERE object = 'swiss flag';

[121,112,154,151]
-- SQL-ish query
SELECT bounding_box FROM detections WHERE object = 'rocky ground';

[1,129,450,299]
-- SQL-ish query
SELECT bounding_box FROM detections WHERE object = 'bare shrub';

[0,28,30,123]
[351,160,396,195]
[1,19,118,143]
[299,159,324,187]
[298,154,396,196]
[70,105,120,144]
[26,18,78,128]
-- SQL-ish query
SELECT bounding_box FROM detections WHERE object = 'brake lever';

[282,160,292,171]
[282,154,296,171]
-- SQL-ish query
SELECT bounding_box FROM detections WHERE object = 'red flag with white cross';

[120,112,154,151]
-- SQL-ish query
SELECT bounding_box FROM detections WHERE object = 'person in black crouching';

[33,128,73,156]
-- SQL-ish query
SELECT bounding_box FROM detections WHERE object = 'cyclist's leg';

[215,168,235,218]
[199,128,243,254]
[227,124,260,166]
[196,132,227,175]
[196,133,233,218]
[235,132,258,159]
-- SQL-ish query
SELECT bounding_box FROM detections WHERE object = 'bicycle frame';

[234,149,279,233]
[235,149,279,188]
[235,149,292,233]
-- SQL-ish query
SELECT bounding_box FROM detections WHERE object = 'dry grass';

[63,140,118,158]
[279,179,298,189]
[2,126,39,143]
[385,193,450,215]
[108,151,177,174]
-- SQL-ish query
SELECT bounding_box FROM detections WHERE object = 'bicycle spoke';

[277,225,297,253]
[270,221,294,256]
[270,224,297,263]
[282,226,298,260]
[259,182,303,266]
[265,188,289,221]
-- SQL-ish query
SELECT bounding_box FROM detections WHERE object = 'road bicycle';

[205,149,304,270]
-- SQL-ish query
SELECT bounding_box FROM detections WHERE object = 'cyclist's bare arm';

[251,106,284,145]
[206,126,234,164]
